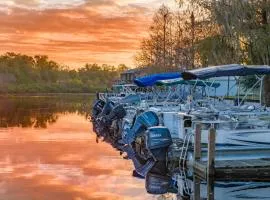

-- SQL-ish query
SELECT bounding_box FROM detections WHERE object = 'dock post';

[207,128,216,200]
[207,127,216,176]
[207,176,215,200]
[193,174,201,200]
[194,124,202,161]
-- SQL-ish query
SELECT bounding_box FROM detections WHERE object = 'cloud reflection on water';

[0,107,152,200]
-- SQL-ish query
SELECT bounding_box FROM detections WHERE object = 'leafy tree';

[0,52,127,93]
[136,0,270,103]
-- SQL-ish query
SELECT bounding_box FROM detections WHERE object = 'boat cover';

[134,72,181,87]
[156,78,221,88]
[182,64,270,80]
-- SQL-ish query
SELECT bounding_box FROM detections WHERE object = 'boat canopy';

[134,72,181,87]
[156,78,221,88]
[182,64,270,80]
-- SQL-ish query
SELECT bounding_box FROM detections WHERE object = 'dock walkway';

[191,124,270,199]
[193,124,270,181]
[194,159,270,181]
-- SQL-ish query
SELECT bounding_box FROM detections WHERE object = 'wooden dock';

[193,124,270,181]
[191,124,270,199]
[194,159,270,181]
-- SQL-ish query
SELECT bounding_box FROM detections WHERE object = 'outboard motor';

[99,100,114,117]
[92,99,105,134]
[145,172,171,194]
[144,126,173,194]
[146,171,178,194]
[104,104,126,123]
[146,126,172,161]
[121,145,156,177]
[92,99,105,119]
[121,126,173,179]
[96,104,126,137]
[98,104,126,128]
[94,100,114,136]
[122,111,159,144]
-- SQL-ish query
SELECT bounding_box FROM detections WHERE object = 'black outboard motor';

[92,99,105,119]
[92,99,105,134]
[145,172,171,194]
[144,126,173,194]
[146,126,172,161]
[103,104,126,124]
[121,145,156,177]
[98,104,126,130]
[122,126,173,181]
[121,111,159,145]
[96,104,126,137]
[94,100,114,137]
[99,100,115,117]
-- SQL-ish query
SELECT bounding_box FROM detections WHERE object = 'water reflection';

[0,95,92,128]
[0,96,154,200]
[174,171,270,200]
[2,96,270,199]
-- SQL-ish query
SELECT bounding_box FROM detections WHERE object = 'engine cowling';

[96,104,126,137]
[92,99,105,119]
[122,111,159,144]
[145,126,172,161]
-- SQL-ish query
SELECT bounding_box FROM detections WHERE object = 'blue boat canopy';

[134,72,182,87]
[182,64,270,80]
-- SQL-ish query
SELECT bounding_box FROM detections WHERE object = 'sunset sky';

[0,0,176,68]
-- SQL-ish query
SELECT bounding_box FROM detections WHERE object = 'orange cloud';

[0,0,154,68]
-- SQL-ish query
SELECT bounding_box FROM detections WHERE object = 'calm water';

[1,95,270,200]
[0,95,161,200]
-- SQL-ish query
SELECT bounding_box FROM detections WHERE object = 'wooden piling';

[207,176,215,200]
[194,124,202,161]
[193,174,201,200]
[207,127,216,176]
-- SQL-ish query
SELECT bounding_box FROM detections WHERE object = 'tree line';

[0,52,128,93]
[135,0,270,104]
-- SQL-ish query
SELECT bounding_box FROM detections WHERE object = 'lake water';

[1,95,270,200]
[0,95,161,200]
